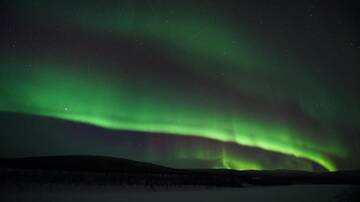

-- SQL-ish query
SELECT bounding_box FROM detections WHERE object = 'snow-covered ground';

[0,185,358,202]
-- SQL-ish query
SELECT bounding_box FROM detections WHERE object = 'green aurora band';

[0,58,345,171]
[14,0,360,128]
[1,1,356,171]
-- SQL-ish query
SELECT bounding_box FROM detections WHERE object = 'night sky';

[1,0,359,171]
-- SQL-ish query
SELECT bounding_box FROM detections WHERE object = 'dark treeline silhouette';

[1,155,360,190]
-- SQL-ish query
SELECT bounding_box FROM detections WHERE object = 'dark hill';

[1,155,360,190]
[0,155,174,173]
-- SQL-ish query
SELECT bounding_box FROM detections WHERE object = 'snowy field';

[0,185,358,202]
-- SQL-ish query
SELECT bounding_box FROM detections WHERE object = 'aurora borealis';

[1,1,359,172]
